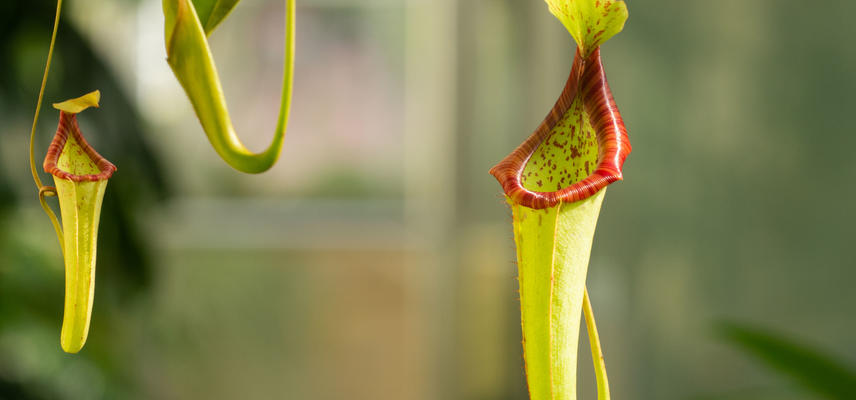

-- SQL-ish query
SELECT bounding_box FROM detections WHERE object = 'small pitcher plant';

[28,0,297,352]
[43,91,116,353]
[29,90,115,353]
[26,1,110,353]
[490,0,630,398]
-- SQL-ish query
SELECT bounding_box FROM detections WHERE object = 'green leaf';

[544,0,628,56]
[191,0,241,35]
[163,0,295,173]
[719,322,856,399]
[513,190,605,399]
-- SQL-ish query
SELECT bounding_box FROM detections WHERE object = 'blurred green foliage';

[720,322,856,400]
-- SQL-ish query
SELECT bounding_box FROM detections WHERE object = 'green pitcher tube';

[43,91,116,353]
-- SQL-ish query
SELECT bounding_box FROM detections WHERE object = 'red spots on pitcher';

[489,48,630,210]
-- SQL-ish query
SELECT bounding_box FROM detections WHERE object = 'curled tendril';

[38,185,64,255]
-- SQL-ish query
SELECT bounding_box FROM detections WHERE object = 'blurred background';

[1,0,855,399]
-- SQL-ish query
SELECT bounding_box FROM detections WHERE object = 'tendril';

[29,0,65,249]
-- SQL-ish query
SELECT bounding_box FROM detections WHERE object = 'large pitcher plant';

[29,0,296,352]
[490,0,630,398]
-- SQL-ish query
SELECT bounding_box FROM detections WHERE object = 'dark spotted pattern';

[490,48,630,210]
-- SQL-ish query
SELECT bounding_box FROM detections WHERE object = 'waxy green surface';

[50,91,110,353]
[513,191,605,399]
[54,174,108,353]
[191,0,240,34]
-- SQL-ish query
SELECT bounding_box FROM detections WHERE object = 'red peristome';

[43,111,116,182]
[489,48,630,209]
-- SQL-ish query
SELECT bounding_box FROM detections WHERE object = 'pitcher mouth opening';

[489,48,630,210]
[43,111,116,182]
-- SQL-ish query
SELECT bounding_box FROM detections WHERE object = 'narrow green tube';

[512,191,605,399]
[54,177,109,353]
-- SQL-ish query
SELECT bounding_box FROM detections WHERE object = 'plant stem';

[583,287,610,400]
[29,0,65,252]
[29,0,62,190]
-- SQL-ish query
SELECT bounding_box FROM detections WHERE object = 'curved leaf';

[191,0,241,35]
[720,322,856,399]
[163,0,295,173]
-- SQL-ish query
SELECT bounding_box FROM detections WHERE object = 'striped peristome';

[44,112,116,182]
[489,48,630,210]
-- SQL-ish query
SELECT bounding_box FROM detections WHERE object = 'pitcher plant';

[490,0,631,398]
[43,91,116,353]
[28,0,298,352]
